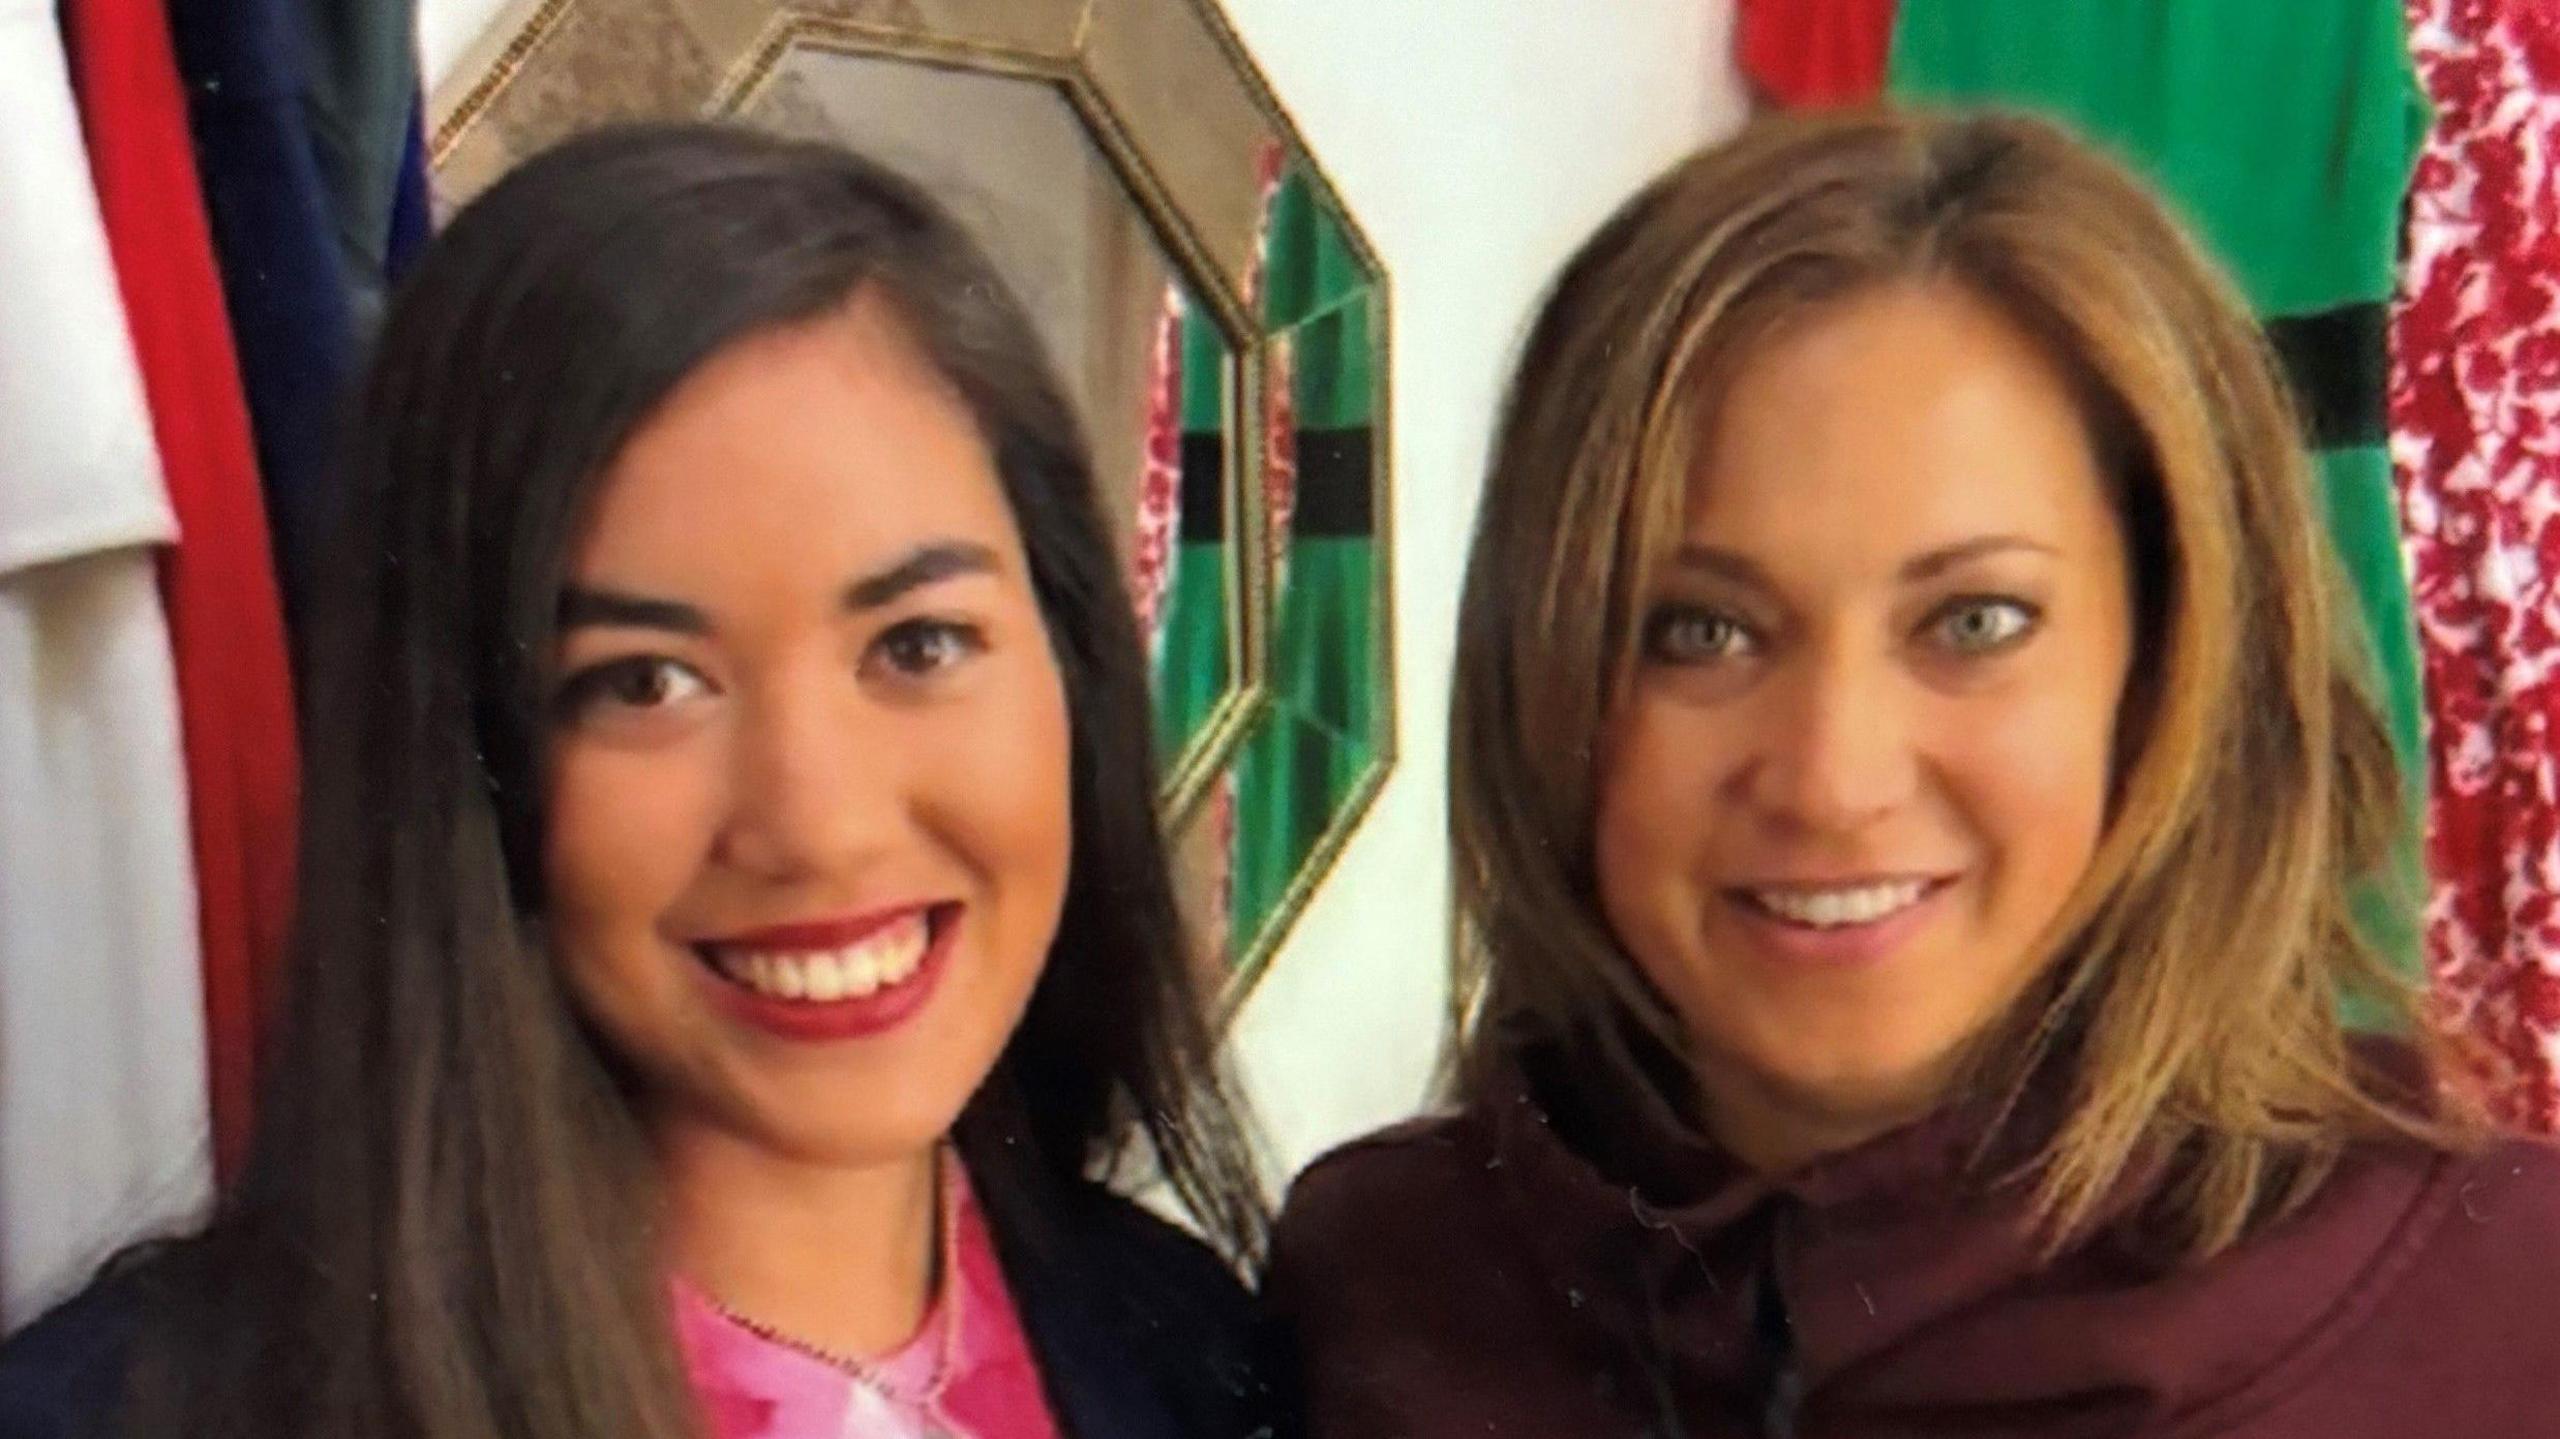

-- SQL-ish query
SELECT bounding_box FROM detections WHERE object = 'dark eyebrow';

[843,540,1001,610]
[555,541,1001,635]
[558,587,708,635]
[1666,536,2056,588]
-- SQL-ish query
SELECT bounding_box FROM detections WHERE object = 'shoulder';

[2378,1132,2560,1298]
[2233,1134,2560,1430]
[1271,1112,1493,1263]
[1266,1111,1516,1333]
[0,1264,155,1439]
[994,1180,1275,1439]
[1047,1181,1256,1331]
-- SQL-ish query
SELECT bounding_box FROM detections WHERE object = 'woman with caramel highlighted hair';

[1270,109,2560,1438]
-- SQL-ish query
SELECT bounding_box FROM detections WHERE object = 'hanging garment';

[1147,290,1233,765]
[1735,0,1899,108]
[2392,0,2560,1132]
[0,0,214,1327]
[1880,0,2434,987]
[62,0,301,1182]
[385,103,431,284]
[166,0,357,645]
[291,0,420,334]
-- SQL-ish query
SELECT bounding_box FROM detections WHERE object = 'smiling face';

[541,290,1071,1172]
[1592,281,2135,1170]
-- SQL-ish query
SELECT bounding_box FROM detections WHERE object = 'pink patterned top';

[671,1156,1064,1439]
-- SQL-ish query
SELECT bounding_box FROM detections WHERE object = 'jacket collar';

[1478,1034,2446,1429]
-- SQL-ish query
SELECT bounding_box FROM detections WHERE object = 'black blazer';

[0,1179,1273,1439]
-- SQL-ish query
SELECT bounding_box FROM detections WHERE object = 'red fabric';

[1735,0,1900,108]
[64,0,300,1179]
[2392,0,2560,1133]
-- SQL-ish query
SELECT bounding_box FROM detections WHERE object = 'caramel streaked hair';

[1450,107,2461,1259]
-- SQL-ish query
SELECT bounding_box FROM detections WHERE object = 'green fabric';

[1153,544,1228,760]
[1263,172,1369,332]
[1223,172,1384,955]
[294,0,419,327]
[1887,0,2429,315]
[1885,1,2432,990]
[1151,299,1230,761]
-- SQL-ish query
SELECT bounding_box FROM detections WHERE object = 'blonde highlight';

[1451,107,2466,1261]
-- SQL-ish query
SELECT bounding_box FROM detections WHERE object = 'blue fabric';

[167,0,357,642]
[385,103,430,285]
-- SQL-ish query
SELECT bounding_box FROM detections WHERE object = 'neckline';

[675,1146,968,1405]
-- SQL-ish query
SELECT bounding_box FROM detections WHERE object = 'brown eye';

[554,657,709,719]
[873,618,986,679]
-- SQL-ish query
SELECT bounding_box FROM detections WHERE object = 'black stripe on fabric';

[1179,432,1225,542]
[2266,302,2388,451]
[1290,428,1373,539]
[1172,428,1374,544]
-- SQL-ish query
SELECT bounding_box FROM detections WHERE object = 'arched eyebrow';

[1666,535,2057,590]
[557,539,1003,637]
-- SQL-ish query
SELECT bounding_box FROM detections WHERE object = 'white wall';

[1206,0,1744,1186]
[419,0,1748,1190]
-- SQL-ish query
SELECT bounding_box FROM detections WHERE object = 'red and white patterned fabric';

[1130,287,1183,653]
[2393,0,2560,1131]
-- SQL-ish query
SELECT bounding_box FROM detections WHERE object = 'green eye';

[1645,606,1755,663]
[1934,598,2037,654]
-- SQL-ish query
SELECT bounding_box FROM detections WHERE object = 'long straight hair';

[1450,108,2463,1261]
[116,122,1263,1438]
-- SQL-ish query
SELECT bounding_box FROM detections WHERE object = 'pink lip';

[1722,877,1957,970]
[695,904,958,1043]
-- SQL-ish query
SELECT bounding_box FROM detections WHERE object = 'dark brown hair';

[114,122,1263,1438]
[1450,107,2458,1259]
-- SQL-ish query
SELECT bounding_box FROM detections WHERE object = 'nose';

[712,671,900,884]
[1741,639,1920,837]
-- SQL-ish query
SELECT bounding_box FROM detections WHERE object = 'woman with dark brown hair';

[0,123,1270,1439]
[1269,108,2560,1437]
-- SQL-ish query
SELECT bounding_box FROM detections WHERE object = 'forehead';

[1678,282,2117,576]
[567,293,1023,591]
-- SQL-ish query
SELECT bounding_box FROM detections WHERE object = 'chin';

[1736,1028,1966,1125]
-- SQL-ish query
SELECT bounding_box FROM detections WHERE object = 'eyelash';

[868,616,987,680]
[552,656,711,721]
[549,617,989,725]
[1639,595,2043,665]
[1644,605,1757,664]
[1926,595,2041,654]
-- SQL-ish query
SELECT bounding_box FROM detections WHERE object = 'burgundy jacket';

[1267,1045,2560,1438]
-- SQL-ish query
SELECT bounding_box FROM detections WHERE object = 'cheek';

[1952,677,2120,915]
[543,740,723,946]
[913,651,1075,921]
[1592,700,1722,965]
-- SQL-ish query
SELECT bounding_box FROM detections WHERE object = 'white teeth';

[771,956,808,1000]
[801,953,845,1002]
[1750,881,1929,929]
[706,912,935,1004]
[839,947,881,998]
